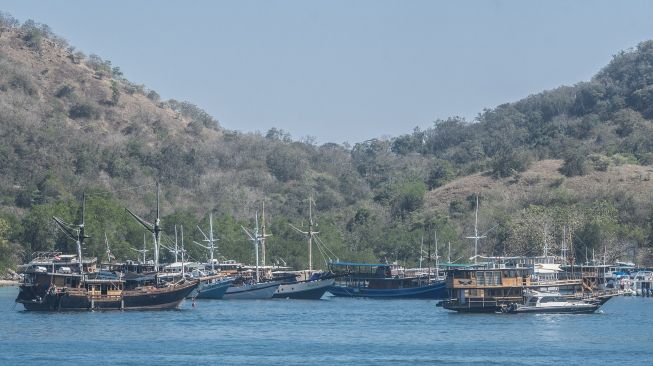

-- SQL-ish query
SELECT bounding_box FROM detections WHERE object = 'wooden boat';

[16,255,198,311]
[16,186,199,311]
[327,261,446,299]
[271,197,336,300]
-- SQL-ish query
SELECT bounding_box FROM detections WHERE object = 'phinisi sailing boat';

[273,197,335,299]
[222,209,282,300]
[16,190,199,311]
[190,213,234,299]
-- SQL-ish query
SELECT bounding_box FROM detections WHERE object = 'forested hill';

[0,13,652,274]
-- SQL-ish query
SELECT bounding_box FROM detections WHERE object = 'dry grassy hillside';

[427,160,653,213]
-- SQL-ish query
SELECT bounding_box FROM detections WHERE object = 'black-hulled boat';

[16,263,198,311]
[16,188,199,311]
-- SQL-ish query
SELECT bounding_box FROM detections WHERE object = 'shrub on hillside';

[426,160,455,189]
[490,147,532,178]
[69,103,97,119]
[559,150,591,177]
[55,84,75,98]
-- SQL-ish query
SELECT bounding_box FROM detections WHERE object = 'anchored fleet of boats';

[12,186,653,313]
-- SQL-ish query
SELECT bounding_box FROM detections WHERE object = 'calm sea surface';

[1,286,652,365]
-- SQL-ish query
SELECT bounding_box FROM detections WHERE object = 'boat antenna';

[125,182,162,271]
[289,196,319,272]
[194,212,219,272]
[465,194,485,264]
[448,241,451,264]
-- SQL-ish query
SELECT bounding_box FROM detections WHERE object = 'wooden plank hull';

[16,281,198,311]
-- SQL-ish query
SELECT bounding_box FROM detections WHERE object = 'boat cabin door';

[458,289,466,305]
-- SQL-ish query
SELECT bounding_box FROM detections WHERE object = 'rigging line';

[314,238,329,267]
[315,235,338,260]
[315,237,332,262]
[316,236,338,258]
[317,239,333,266]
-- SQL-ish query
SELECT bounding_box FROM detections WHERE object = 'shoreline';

[0,280,18,287]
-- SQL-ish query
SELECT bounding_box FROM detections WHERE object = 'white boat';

[506,291,600,314]
[223,280,281,300]
[633,271,653,296]
[273,271,335,299]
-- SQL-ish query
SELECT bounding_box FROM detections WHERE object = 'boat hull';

[273,278,335,300]
[327,281,446,299]
[16,281,198,311]
[192,278,234,299]
[223,282,280,300]
[509,304,600,314]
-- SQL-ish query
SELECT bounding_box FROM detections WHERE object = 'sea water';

[1,286,651,365]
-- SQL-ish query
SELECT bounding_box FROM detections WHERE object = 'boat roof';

[329,261,390,267]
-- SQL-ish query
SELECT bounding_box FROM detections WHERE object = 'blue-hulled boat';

[192,276,234,299]
[327,261,446,299]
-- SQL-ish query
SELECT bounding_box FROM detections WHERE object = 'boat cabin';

[440,267,532,312]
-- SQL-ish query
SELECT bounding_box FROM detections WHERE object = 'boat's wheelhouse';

[441,267,531,312]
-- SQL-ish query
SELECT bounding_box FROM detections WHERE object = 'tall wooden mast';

[289,197,319,272]
[126,182,162,271]
[52,194,89,274]
[195,212,219,272]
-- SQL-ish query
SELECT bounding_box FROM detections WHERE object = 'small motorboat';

[505,291,600,314]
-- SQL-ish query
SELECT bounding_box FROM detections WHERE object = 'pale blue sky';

[2,1,653,144]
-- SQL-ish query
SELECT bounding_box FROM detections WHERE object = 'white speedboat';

[632,271,653,296]
[506,291,600,314]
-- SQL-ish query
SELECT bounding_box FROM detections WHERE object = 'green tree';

[559,150,590,177]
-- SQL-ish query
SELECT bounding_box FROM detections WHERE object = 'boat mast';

[78,195,86,273]
[125,182,162,272]
[419,235,424,270]
[255,212,260,281]
[434,230,439,278]
[465,195,485,264]
[561,226,567,264]
[427,239,432,282]
[105,233,113,264]
[155,183,160,271]
[261,201,267,266]
[195,212,219,272]
[53,194,89,274]
[241,211,262,282]
[174,225,179,263]
[543,225,549,258]
[180,225,185,279]
[141,233,148,263]
[289,197,319,272]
